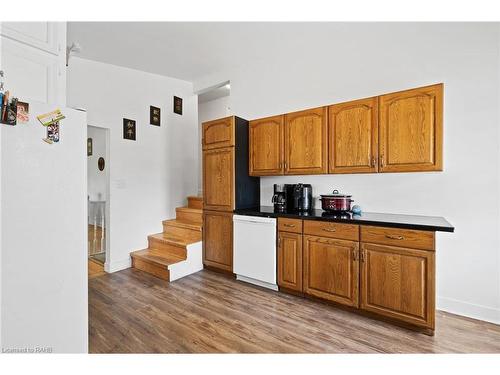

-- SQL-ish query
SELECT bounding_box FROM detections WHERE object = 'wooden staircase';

[131,196,203,281]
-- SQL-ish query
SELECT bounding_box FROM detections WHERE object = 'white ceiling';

[67,22,355,83]
[67,22,495,85]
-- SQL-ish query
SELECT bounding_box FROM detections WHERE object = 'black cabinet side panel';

[235,116,260,209]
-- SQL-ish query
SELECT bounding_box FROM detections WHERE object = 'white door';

[1,22,62,55]
[0,22,66,105]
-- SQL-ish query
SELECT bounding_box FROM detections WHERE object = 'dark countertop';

[233,206,454,232]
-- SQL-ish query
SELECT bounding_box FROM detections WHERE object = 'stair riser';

[175,209,202,224]
[132,257,170,281]
[162,223,202,241]
[148,237,187,258]
[187,197,203,210]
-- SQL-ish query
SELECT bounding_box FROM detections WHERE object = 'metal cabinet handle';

[360,250,365,262]
[372,156,377,168]
[380,154,385,168]
[322,228,336,232]
[352,249,358,261]
[385,234,405,240]
[284,223,295,228]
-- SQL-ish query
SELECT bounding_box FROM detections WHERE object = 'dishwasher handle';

[233,215,277,225]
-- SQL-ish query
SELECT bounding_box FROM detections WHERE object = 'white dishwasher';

[233,215,278,290]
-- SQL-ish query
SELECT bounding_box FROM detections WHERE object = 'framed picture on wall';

[150,106,161,126]
[87,138,93,156]
[123,118,136,141]
[173,96,183,115]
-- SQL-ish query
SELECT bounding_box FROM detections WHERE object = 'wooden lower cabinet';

[303,235,360,307]
[277,231,303,291]
[360,242,435,329]
[203,210,233,272]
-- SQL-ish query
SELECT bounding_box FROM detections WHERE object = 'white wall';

[87,126,107,201]
[197,95,231,193]
[1,103,88,353]
[0,21,3,348]
[194,23,500,324]
[68,58,199,272]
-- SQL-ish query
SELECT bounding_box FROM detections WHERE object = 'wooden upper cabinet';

[202,116,235,150]
[303,236,359,307]
[277,231,303,291]
[379,84,443,172]
[203,210,233,272]
[284,107,328,175]
[360,243,435,329]
[203,147,234,211]
[249,115,284,176]
[328,97,379,174]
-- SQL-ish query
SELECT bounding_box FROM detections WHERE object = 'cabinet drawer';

[360,226,435,251]
[278,218,303,233]
[303,220,359,241]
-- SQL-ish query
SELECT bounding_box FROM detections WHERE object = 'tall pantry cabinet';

[202,116,260,272]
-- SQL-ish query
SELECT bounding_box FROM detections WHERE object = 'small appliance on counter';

[272,184,287,212]
[319,189,354,213]
[292,183,313,212]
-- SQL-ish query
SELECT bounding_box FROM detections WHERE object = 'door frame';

[87,124,111,273]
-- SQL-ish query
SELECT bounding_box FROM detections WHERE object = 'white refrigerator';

[0,101,88,352]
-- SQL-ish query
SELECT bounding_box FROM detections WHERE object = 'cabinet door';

[202,116,235,150]
[284,107,328,174]
[303,235,359,307]
[203,210,233,272]
[1,22,63,55]
[249,115,284,176]
[329,97,378,173]
[379,84,443,172]
[203,147,234,211]
[277,231,303,291]
[360,243,435,329]
[1,36,65,105]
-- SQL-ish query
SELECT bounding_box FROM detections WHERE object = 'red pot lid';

[320,189,352,198]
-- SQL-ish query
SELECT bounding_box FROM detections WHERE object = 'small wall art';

[150,106,161,126]
[123,118,136,141]
[173,96,183,115]
[87,138,93,156]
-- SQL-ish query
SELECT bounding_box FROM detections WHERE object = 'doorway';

[87,125,110,276]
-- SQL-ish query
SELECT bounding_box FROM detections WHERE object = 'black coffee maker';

[272,184,287,212]
[292,183,313,211]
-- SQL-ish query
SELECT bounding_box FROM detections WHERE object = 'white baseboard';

[105,258,131,273]
[235,275,279,291]
[437,296,500,325]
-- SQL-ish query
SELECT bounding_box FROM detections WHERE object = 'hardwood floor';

[89,269,500,353]
[88,259,105,279]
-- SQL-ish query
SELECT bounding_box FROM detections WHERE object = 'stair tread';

[131,249,184,267]
[176,206,202,213]
[148,232,193,247]
[162,219,202,231]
